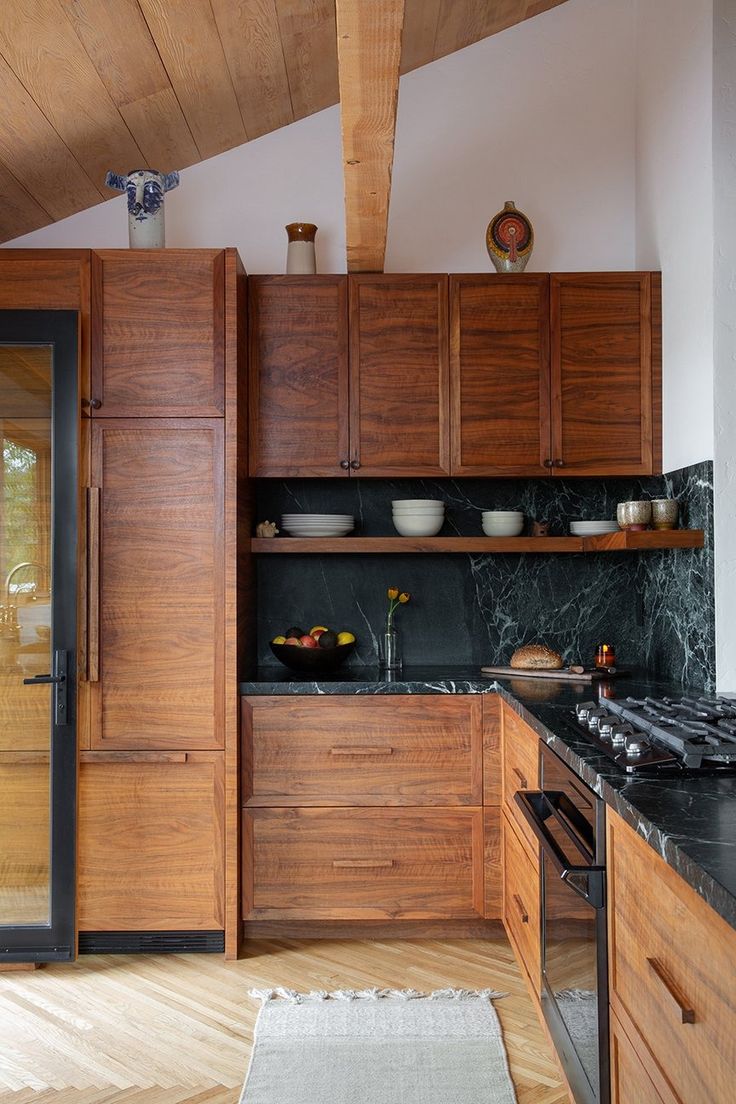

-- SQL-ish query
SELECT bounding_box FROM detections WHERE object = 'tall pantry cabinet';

[76,250,247,958]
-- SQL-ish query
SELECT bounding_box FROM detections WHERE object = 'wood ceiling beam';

[336,0,405,273]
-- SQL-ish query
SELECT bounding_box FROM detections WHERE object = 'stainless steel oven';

[516,744,608,1104]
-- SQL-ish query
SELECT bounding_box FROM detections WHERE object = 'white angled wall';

[4,0,637,276]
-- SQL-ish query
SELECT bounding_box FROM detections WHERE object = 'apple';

[300,634,318,648]
[284,636,302,646]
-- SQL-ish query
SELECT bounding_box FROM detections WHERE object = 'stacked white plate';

[392,499,445,537]
[569,520,619,536]
[282,513,354,537]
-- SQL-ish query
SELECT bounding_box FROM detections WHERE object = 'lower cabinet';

[610,1011,676,1104]
[78,752,224,931]
[501,809,541,991]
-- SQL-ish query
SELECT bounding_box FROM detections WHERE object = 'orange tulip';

[398,592,410,603]
[387,587,399,600]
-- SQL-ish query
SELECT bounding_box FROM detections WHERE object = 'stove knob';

[624,734,649,756]
[597,716,621,740]
[610,724,632,748]
[576,702,597,722]
[587,709,607,731]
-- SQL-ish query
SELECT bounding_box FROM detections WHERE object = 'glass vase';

[379,626,402,671]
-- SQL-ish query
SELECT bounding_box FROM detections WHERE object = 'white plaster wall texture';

[634,0,715,473]
[3,0,636,277]
[713,0,736,692]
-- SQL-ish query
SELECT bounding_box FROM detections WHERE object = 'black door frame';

[0,310,78,961]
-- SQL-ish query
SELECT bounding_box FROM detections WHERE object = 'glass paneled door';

[0,311,78,962]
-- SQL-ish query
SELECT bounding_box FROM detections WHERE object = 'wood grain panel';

[0,54,101,220]
[450,274,551,475]
[551,273,654,475]
[0,160,49,242]
[0,251,85,308]
[275,0,339,119]
[0,755,49,925]
[243,695,482,805]
[78,751,224,930]
[92,250,225,416]
[248,275,349,476]
[400,0,442,71]
[336,0,405,272]
[435,0,523,57]
[0,675,50,752]
[483,693,502,804]
[651,271,663,474]
[90,419,224,749]
[252,535,584,552]
[0,1,143,193]
[610,1011,676,1104]
[244,806,485,919]
[349,274,449,475]
[137,0,246,159]
[211,0,293,138]
[502,809,541,992]
[502,702,540,854]
[484,806,502,919]
[608,810,736,1104]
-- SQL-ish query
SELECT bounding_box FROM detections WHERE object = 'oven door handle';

[515,790,605,910]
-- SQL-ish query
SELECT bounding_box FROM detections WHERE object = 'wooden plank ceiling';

[0,0,569,244]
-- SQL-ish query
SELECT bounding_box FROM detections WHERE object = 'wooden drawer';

[78,751,224,931]
[243,696,482,806]
[610,1011,675,1104]
[608,811,736,1104]
[502,703,540,853]
[243,807,484,919]
[502,810,540,990]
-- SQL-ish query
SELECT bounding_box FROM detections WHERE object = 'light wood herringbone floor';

[0,938,569,1103]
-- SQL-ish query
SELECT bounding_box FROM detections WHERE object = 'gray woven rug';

[241,987,517,1103]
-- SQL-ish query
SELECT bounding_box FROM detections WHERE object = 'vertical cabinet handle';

[512,893,529,924]
[512,766,528,790]
[87,487,101,683]
[646,958,696,1024]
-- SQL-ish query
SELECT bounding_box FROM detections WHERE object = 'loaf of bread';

[510,643,564,670]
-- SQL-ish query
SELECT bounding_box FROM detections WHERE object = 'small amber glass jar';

[595,643,616,668]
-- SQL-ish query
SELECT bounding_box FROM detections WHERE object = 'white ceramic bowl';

[482,510,523,518]
[391,499,443,508]
[392,509,445,518]
[482,518,524,537]
[393,515,445,537]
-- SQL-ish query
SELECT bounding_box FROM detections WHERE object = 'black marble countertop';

[240,666,736,933]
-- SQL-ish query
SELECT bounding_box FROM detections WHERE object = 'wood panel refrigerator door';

[248,276,349,477]
[349,275,449,476]
[91,250,225,417]
[89,420,224,749]
[550,273,653,475]
[0,311,78,962]
[450,275,551,475]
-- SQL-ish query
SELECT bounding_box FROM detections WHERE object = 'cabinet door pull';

[512,766,528,789]
[512,893,529,923]
[330,746,394,757]
[543,459,554,468]
[80,751,188,764]
[646,958,695,1024]
[350,459,361,470]
[87,487,101,682]
[340,459,350,469]
[333,859,394,869]
[554,458,565,467]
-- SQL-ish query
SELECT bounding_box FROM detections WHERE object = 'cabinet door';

[450,275,550,475]
[91,250,225,417]
[551,273,654,474]
[349,275,449,476]
[249,276,349,477]
[89,420,224,749]
[78,752,224,931]
[610,1012,674,1104]
[502,810,541,990]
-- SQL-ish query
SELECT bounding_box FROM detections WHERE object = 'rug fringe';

[249,986,508,1004]
[554,988,597,1002]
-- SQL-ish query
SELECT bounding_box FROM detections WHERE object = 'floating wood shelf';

[251,531,704,554]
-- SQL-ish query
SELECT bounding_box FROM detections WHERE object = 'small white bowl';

[393,516,445,537]
[392,503,444,512]
[392,509,445,518]
[482,510,523,518]
[482,518,524,537]
[392,499,444,508]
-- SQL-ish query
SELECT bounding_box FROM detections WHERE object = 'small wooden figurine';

[256,520,279,538]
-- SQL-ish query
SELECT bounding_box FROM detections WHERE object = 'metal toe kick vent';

[78,930,225,955]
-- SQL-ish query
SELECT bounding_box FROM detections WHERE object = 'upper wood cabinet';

[90,250,225,417]
[450,275,550,476]
[249,274,449,477]
[551,273,660,475]
[349,275,449,476]
[248,276,348,477]
[88,419,224,750]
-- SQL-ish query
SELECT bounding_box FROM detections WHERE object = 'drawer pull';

[646,957,695,1024]
[330,746,394,757]
[333,859,394,870]
[512,893,529,924]
[512,767,528,790]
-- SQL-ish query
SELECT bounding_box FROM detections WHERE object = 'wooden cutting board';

[480,665,618,682]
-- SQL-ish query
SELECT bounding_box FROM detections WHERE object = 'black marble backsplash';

[254,461,715,690]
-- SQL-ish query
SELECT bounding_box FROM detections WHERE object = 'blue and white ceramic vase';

[105,168,180,249]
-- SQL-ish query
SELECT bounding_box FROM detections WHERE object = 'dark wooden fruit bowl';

[269,640,356,672]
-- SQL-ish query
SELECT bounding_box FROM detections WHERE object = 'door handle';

[514,790,605,909]
[23,649,68,725]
